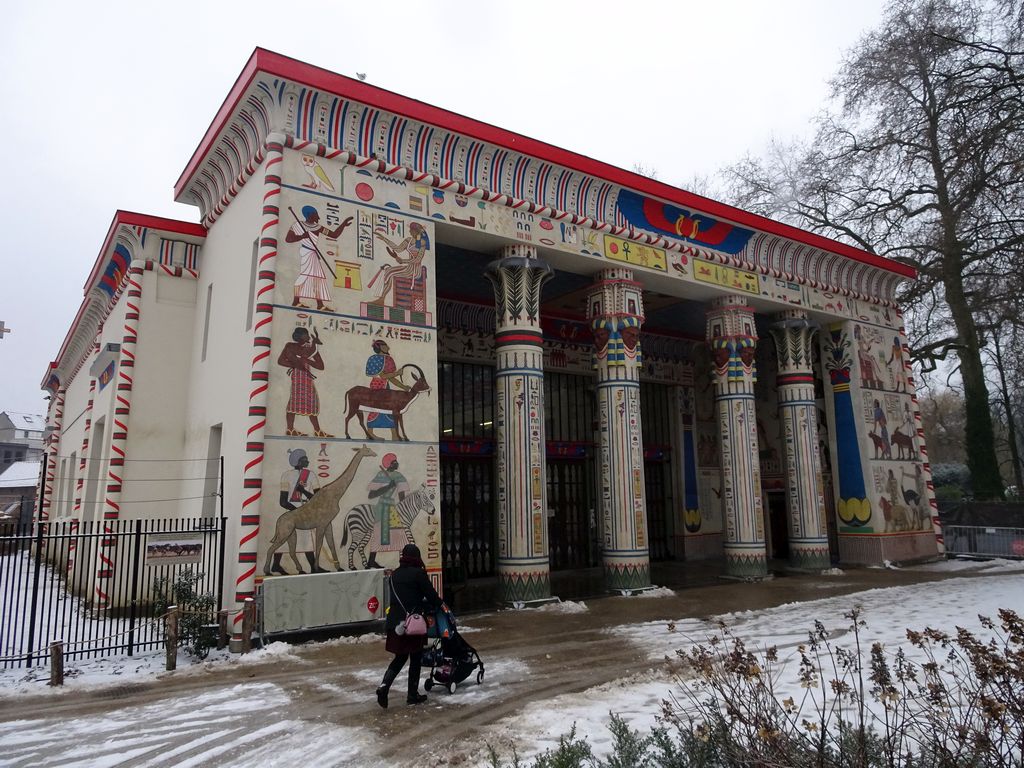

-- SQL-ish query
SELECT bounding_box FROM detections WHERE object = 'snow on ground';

[532,599,589,613]
[477,560,1024,764]
[0,683,374,768]
[1,558,1022,767]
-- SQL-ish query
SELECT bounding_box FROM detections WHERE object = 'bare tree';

[727,0,1024,499]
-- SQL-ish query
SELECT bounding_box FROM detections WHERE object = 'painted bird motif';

[301,154,335,192]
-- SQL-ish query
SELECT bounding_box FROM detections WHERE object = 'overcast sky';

[0,0,890,416]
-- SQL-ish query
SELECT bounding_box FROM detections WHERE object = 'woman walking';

[377,544,442,708]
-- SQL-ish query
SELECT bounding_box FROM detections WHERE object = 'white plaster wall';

[48,344,98,521]
[120,268,197,517]
[180,165,266,587]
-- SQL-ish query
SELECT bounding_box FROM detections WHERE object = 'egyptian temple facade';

[39,49,941,629]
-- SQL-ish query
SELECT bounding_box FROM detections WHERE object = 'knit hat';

[401,544,421,560]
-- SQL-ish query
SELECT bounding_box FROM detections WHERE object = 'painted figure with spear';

[285,205,354,311]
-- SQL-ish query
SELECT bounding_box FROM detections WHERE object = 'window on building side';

[202,283,214,362]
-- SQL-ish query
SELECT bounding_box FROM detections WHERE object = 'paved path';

[0,564,997,767]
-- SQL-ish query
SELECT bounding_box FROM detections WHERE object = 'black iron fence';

[0,517,225,668]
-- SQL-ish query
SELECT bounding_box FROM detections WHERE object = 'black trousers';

[385,650,423,695]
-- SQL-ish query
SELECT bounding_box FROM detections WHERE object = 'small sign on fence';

[145,533,204,566]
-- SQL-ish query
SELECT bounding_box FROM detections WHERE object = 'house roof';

[0,461,41,489]
[1,412,45,432]
[176,47,915,280]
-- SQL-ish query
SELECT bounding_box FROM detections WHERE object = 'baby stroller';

[422,605,485,694]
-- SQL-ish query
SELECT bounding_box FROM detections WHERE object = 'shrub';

[152,568,217,660]
[489,608,1024,767]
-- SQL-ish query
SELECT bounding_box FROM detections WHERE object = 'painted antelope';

[343,364,430,441]
[339,483,435,570]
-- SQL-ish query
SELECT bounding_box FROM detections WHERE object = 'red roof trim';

[82,210,206,292]
[49,211,207,380]
[176,48,915,279]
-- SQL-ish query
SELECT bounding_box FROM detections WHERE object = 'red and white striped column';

[897,313,943,552]
[234,133,286,638]
[40,388,66,524]
[94,262,145,608]
[69,365,98,575]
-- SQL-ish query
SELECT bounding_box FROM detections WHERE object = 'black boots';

[378,654,427,708]
[407,653,426,704]
[376,668,399,709]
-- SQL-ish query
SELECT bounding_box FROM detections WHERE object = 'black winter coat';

[386,564,442,633]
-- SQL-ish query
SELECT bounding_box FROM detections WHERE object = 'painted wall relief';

[258,150,441,583]
[822,321,927,535]
[285,150,903,328]
[262,442,440,576]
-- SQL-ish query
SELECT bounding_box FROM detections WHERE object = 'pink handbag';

[401,612,427,636]
[391,576,428,636]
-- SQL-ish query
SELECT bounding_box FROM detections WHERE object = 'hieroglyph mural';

[258,150,441,585]
[821,321,929,534]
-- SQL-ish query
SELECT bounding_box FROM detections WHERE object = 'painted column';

[94,261,145,608]
[586,267,651,591]
[69,363,98,576]
[235,133,286,637]
[821,323,871,529]
[672,381,703,538]
[40,387,65,524]
[485,244,554,605]
[768,310,830,570]
[706,295,767,578]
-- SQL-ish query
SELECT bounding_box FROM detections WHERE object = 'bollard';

[217,610,228,651]
[49,641,64,687]
[241,598,254,653]
[165,605,179,671]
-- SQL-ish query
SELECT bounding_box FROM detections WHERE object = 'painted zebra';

[339,484,435,570]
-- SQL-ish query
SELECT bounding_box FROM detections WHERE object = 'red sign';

[367,596,380,615]
[1011,540,1024,557]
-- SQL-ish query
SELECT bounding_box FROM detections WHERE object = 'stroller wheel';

[476,670,484,684]
[447,682,457,694]
[424,680,434,691]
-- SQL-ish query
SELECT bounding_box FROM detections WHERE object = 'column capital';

[768,309,819,377]
[705,295,757,388]
[498,243,538,261]
[586,268,645,375]
[485,251,553,329]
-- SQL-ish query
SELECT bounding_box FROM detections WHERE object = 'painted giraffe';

[263,444,377,575]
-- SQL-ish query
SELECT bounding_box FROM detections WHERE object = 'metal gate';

[644,459,672,560]
[641,382,675,561]
[0,517,225,668]
[546,459,597,569]
[440,457,495,580]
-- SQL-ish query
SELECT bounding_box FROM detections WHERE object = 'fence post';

[241,598,254,653]
[165,605,179,671]
[24,521,45,667]
[217,610,228,650]
[127,519,144,657]
[49,641,64,686]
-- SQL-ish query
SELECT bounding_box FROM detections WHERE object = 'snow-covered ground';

[0,558,1022,767]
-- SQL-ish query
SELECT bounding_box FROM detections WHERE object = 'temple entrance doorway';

[641,382,676,560]
[546,458,598,570]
